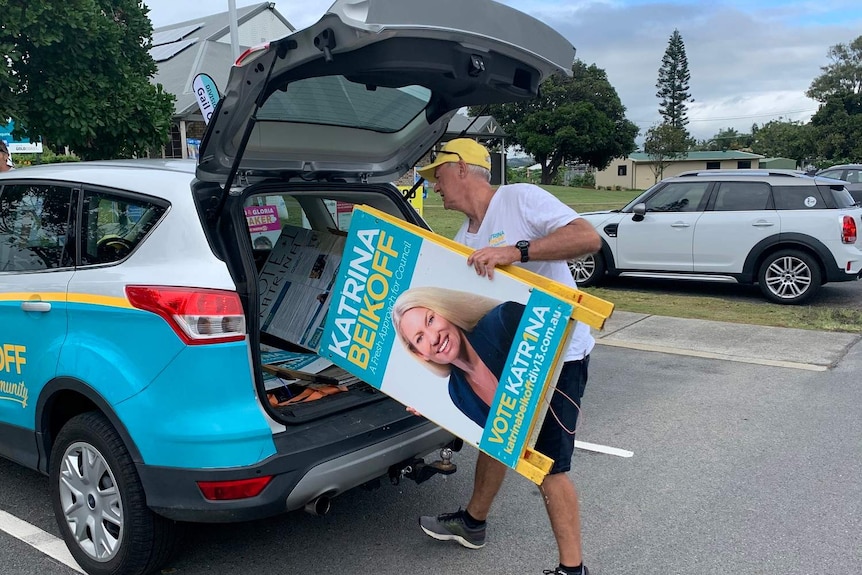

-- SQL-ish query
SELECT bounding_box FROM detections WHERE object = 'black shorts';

[534,355,590,474]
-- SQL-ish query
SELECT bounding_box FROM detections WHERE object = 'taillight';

[126,286,246,345]
[842,215,857,244]
[197,476,273,500]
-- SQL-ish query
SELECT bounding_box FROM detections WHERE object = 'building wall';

[214,11,293,47]
[596,157,763,190]
[596,158,636,189]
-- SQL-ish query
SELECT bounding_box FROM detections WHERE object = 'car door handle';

[752,221,775,227]
[670,222,690,228]
[21,301,52,312]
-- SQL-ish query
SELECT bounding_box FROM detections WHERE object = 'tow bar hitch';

[389,446,457,485]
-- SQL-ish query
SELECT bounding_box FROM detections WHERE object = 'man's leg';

[465,451,507,520]
[418,450,506,548]
[540,472,583,567]
[535,357,589,572]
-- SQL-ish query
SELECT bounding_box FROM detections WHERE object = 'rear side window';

[80,190,167,265]
[0,184,74,272]
[815,185,857,209]
[772,185,831,210]
[712,181,770,211]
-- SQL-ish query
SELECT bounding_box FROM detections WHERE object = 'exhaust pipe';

[304,495,331,516]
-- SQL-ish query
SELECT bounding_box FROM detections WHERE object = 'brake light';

[126,286,246,345]
[842,215,857,244]
[235,42,270,66]
[197,476,273,500]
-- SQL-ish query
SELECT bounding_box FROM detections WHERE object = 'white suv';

[571,170,862,304]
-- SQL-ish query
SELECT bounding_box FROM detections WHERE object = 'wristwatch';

[515,240,530,263]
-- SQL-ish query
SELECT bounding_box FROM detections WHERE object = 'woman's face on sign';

[399,306,463,365]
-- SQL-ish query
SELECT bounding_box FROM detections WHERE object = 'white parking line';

[0,510,84,573]
[575,440,634,458]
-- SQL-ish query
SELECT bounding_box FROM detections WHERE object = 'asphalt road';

[1,341,861,575]
[598,275,862,309]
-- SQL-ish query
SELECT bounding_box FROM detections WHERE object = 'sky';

[144,0,862,144]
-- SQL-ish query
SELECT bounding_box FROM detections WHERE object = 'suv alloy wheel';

[757,249,822,304]
[569,252,605,287]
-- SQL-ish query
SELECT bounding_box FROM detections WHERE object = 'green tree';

[693,127,753,151]
[0,0,174,160]
[808,94,862,164]
[656,29,693,138]
[643,122,689,183]
[806,35,862,102]
[749,119,813,168]
[471,60,638,185]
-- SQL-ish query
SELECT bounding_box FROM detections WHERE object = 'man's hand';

[467,246,519,279]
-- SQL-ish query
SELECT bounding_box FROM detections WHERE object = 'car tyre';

[568,252,605,287]
[757,249,821,304]
[50,412,181,575]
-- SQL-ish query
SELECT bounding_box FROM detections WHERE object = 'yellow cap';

[417,138,491,183]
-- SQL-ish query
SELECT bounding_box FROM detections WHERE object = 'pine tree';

[656,29,692,137]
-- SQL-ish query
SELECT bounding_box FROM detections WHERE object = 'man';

[0,141,13,172]
[415,138,601,575]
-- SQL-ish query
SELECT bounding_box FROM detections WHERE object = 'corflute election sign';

[319,206,613,484]
[193,73,220,124]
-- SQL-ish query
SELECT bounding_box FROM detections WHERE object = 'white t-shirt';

[454,183,595,361]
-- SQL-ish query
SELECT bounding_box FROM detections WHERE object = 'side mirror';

[632,202,646,222]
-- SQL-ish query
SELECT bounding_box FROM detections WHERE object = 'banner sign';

[319,206,612,484]
[1,120,42,154]
[192,73,220,124]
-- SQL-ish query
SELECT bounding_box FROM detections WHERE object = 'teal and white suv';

[571,170,862,304]
[0,1,575,574]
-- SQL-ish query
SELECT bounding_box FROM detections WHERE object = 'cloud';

[145,0,862,141]
[507,1,862,140]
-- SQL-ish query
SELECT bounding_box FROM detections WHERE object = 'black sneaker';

[419,509,486,549]
[543,567,589,575]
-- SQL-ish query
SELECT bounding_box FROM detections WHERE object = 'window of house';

[617,165,627,176]
[706,161,720,170]
[737,160,751,169]
[0,184,74,272]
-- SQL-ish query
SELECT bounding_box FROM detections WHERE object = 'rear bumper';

[823,265,862,283]
[138,419,454,523]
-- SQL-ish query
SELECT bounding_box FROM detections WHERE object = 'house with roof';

[595,151,774,190]
[150,5,510,182]
[150,2,295,159]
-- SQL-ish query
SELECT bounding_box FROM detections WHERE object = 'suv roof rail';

[677,169,809,178]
